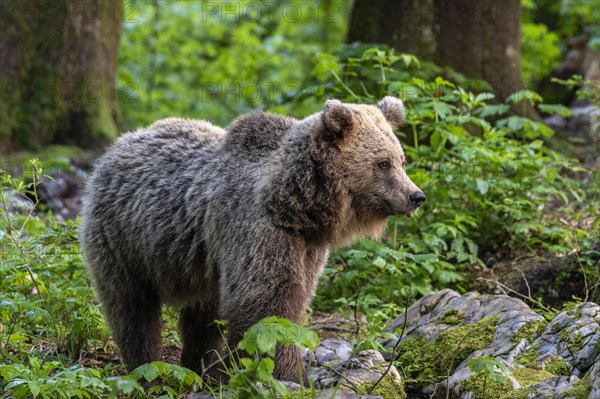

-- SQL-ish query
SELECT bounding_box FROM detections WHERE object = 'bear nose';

[410,191,426,206]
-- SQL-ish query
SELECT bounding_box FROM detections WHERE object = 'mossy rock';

[559,372,591,399]
[515,344,540,369]
[356,373,407,399]
[461,373,513,399]
[512,319,548,343]
[439,309,465,325]
[395,316,499,383]
[466,367,554,399]
[511,367,555,387]
[544,356,571,376]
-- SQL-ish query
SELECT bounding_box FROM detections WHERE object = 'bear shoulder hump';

[225,111,297,155]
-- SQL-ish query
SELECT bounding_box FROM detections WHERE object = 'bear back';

[224,111,297,157]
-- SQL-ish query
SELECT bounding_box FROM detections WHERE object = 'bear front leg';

[223,282,310,385]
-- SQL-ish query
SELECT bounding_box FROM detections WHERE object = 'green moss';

[498,387,536,399]
[511,367,554,386]
[512,320,548,343]
[475,366,554,399]
[356,373,407,399]
[560,372,591,399]
[461,373,512,399]
[565,304,583,319]
[439,309,465,325]
[396,317,499,383]
[85,96,119,143]
[515,344,540,369]
[570,332,586,353]
[544,356,570,376]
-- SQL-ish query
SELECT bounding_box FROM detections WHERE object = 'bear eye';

[377,160,391,169]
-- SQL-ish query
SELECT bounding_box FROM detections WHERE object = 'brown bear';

[80,97,425,384]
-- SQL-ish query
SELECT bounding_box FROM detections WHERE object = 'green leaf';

[538,103,571,117]
[373,257,387,268]
[477,104,510,118]
[506,90,543,104]
[130,363,159,382]
[27,380,42,397]
[474,92,495,102]
[468,356,511,383]
[476,179,489,195]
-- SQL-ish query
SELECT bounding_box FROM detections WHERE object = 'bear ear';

[321,99,354,141]
[377,96,406,130]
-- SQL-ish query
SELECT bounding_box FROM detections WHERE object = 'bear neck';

[264,117,353,246]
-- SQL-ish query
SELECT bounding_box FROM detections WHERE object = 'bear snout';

[409,190,426,207]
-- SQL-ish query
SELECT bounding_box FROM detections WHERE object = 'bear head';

[318,96,425,222]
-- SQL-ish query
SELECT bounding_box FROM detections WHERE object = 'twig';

[311,325,354,334]
[477,277,554,314]
[352,283,363,338]
[442,329,478,399]
[367,291,412,394]
[314,353,359,390]
[0,178,44,303]
[337,252,362,337]
[330,70,359,100]
[516,268,532,300]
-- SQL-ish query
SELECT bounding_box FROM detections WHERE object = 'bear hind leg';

[101,285,162,370]
[179,300,223,376]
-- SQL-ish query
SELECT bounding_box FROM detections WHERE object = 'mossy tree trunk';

[0,0,123,152]
[348,0,525,101]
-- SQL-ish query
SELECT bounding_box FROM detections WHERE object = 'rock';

[567,105,600,141]
[590,362,600,399]
[308,338,404,398]
[314,389,383,399]
[530,302,600,376]
[342,351,401,390]
[386,290,597,399]
[1,190,34,214]
[186,392,216,399]
[544,114,567,131]
[388,289,544,348]
[280,380,302,391]
[525,376,580,399]
[185,291,597,399]
[312,338,354,364]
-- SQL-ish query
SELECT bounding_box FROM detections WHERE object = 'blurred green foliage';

[521,22,561,86]
[118,0,352,129]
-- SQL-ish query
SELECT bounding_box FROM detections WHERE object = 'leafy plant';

[130,361,203,398]
[0,356,143,399]
[225,316,319,399]
[466,357,513,399]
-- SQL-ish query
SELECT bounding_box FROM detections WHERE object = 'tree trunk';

[347,0,524,101]
[0,0,123,151]
[347,0,437,61]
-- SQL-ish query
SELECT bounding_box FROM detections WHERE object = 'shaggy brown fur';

[80,97,425,384]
